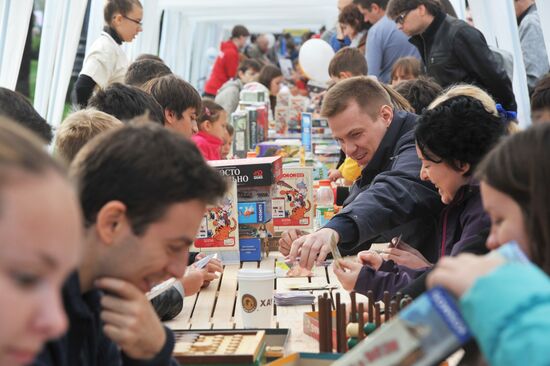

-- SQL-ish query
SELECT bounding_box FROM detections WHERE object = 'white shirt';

[80,31,129,88]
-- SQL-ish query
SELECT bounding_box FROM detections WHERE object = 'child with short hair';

[54,109,123,163]
[221,124,234,159]
[391,56,423,86]
[192,100,227,160]
[531,74,550,123]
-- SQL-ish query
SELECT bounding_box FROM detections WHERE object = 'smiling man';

[281,76,442,269]
[35,121,226,366]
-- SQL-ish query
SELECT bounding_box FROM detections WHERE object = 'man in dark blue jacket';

[34,122,227,366]
[280,76,443,269]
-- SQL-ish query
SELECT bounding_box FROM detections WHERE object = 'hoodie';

[204,40,240,95]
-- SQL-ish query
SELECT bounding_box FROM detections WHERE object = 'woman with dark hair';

[258,65,283,114]
[428,123,550,366]
[338,4,369,54]
[334,95,506,300]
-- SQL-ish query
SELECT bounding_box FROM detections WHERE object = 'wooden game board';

[173,330,265,364]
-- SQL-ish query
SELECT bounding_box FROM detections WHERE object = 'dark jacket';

[409,11,517,111]
[34,273,179,366]
[354,183,490,301]
[324,110,443,262]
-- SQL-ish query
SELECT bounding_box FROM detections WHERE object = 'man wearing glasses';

[387,0,517,112]
[353,0,420,84]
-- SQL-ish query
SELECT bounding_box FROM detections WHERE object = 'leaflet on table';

[272,167,314,232]
[193,180,239,251]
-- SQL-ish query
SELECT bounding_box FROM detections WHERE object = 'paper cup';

[238,269,275,328]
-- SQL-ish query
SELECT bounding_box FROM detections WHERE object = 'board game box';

[272,167,313,232]
[210,156,282,187]
[193,181,239,250]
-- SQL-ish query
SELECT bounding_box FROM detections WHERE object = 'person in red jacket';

[204,25,250,97]
[192,100,228,160]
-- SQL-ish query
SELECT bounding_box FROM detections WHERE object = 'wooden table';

[164,251,368,354]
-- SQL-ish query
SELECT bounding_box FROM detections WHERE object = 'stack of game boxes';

[203,156,283,262]
[232,89,270,158]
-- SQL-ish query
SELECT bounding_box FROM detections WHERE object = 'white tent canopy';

[1,0,549,127]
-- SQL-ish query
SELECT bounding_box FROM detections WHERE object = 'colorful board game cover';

[193,181,239,250]
[273,167,313,232]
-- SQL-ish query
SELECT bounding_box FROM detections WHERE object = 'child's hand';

[333,259,363,291]
[357,250,383,270]
[328,169,342,182]
[380,248,432,269]
[427,253,505,297]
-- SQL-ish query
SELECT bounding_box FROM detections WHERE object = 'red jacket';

[192,131,223,161]
[204,40,240,95]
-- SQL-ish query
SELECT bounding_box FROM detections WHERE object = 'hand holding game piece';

[278,228,304,256]
[380,247,432,269]
[289,228,339,270]
[333,259,363,291]
[357,250,383,270]
[96,277,166,360]
[427,253,505,297]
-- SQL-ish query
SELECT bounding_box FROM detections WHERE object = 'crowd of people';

[0,0,550,365]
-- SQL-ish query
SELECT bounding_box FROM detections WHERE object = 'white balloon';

[298,39,335,83]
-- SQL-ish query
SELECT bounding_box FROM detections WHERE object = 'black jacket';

[34,273,179,366]
[324,110,443,262]
[409,11,517,111]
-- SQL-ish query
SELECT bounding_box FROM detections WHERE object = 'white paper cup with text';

[238,269,275,328]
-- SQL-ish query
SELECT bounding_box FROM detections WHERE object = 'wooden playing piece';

[346,322,360,337]
[347,337,358,349]
[326,293,333,352]
[367,290,374,323]
[375,303,381,327]
[357,303,365,341]
[395,292,403,308]
[318,295,328,353]
[390,300,398,319]
[383,291,391,322]
[339,303,348,352]
[350,291,357,322]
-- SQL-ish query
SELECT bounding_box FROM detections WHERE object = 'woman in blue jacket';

[429,123,550,366]
[334,93,505,301]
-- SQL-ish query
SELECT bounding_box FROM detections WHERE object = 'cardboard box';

[272,167,314,232]
[238,201,271,224]
[239,238,262,261]
[193,181,239,251]
[210,156,282,187]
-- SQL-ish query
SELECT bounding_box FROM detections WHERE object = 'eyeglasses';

[123,15,143,26]
[395,9,412,25]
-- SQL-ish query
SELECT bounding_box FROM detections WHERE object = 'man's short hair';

[238,59,262,74]
[55,109,123,163]
[71,121,227,236]
[88,83,164,124]
[321,76,392,120]
[231,25,250,39]
[328,47,368,78]
[143,75,202,118]
[387,0,441,18]
[532,74,550,112]
[135,53,164,63]
[125,59,172,88]
[394,77,443,114]
[353,0,389,10]
[0,87,53,143]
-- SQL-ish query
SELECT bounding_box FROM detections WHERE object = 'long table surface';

[164,251,368,354]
